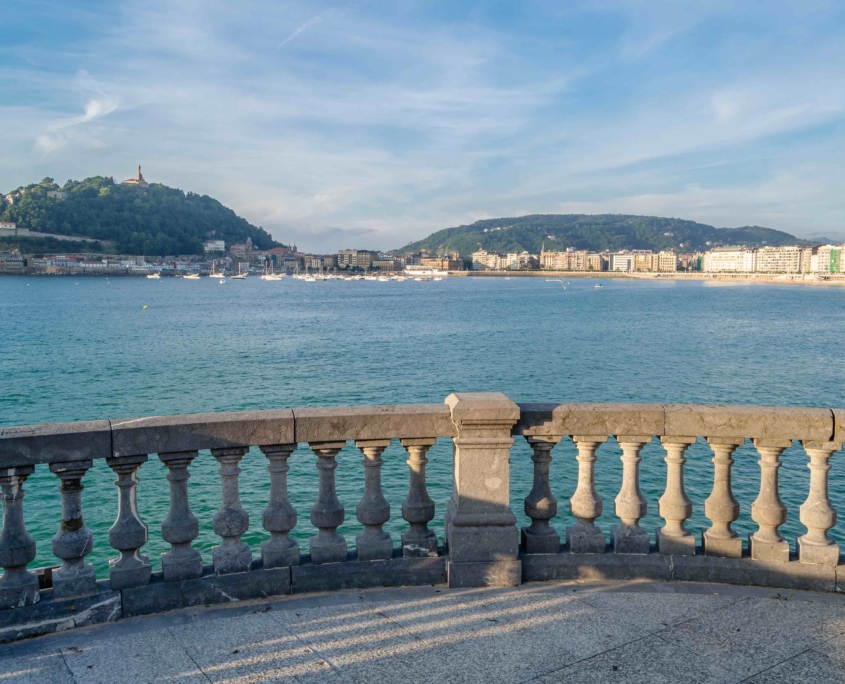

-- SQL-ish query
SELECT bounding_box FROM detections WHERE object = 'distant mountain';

[1,175,282,255]
[394,214,816,255]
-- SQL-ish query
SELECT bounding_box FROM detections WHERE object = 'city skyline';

[2,2,845,252]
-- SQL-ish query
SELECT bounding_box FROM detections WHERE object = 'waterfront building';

[609,252,635,272]
[203,239,226,253]
[813,244,844,274]
[755,246,804,274]
[338,249,379,270]
[656,250,678,272]
[0,253,24,271]
[121,165,149,188]
[420,256,462,270]
[471,250,507,270]
[632,251,654,272]
[702,247,756,273]
[586,253,607,271]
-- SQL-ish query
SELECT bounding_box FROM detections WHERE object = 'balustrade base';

[212,543,253,575]
[610,525,650,555]
[309,536,348,565]
[797,537,840,567]
[521,527,560,555]
[52,567,98,600]
[749,534,790,562]
[655,528,695,556]
[355,536,394,562]
[447,525,519,563]
[401,530,438,558]
[565,524,606,554]
[109,556,152,590]
[261,540,301,568]
[0,581,119,644]
[521,547,840,593]
[447,560,522,588]
[701,531,742,558]
[292,551,446,593]
[161,549,204,582]
[0,573,40,610]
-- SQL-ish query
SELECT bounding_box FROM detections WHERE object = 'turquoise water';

[1,275,844,575]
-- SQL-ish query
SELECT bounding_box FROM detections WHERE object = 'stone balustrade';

[0,396,842,643]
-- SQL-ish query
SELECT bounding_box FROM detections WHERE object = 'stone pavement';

[1,579,845,683]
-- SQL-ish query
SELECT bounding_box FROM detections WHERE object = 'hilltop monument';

[121,165,149,188]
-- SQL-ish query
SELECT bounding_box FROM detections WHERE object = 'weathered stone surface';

[656,527,695,555]
[294,404,453,443]
[566,524,606,554]
[121,563,292,617]
[611,525,650,554]
[112,410,294,456]
[447,559,521,587]
[0,582,120,644]
[521,550,671,582]
[106,455,151,590]
[0,420,110,466]
[835,408,845,443]
[664,404,833,440]
[448,525,518,562]
[671,554,836,592]
[292,554,446,593]
[516,403,663,438]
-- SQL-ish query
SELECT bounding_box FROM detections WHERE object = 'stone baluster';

[702,438,743,558]
[797,441,842,566]
[159,451,203,581]
[309,442,348,564]
[0,466,39,609]
[355,440,393,561]
[566,436,608,554]
[107,455,151,589]
[49,460,97,598]
[521,437,561,554]
[400,438,438,558]
[656,437,696,555]
[749,439,791,562]
[259,444,300,568]
[610,436,651,554]
[210,447,252,574]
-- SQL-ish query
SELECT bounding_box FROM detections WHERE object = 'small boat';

[433,277,443,281]
[394,276,407,281]
[146,273,160,279]
[594,284,603,288]
[219,279,226,284]
[184,273,200,280]
[303,276,316,282]
[377,276,390,282]
[231,264,248,279]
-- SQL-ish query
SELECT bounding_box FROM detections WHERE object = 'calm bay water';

[1,274,844,574]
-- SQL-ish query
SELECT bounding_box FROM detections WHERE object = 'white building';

[204,239,226,253]
[813,245,844,274]
[702,247,756,273]
[755,246,803,274]
[609,252,634,272]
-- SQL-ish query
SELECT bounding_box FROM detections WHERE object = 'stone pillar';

[702,438,743,558]
[159,451,203,581]
[49,460,97,599]
[211,447,252,574]
[400,438,438,558]
[259,444,300,568]
[521,436,561,555]
[309,442,348,564]
[610,436,651,554]
[749,439,790,562]
[444,392,521,587]
[0,466,39,609]
[107,455,151,589]
[566,436,607,554]
[656,437,696,555]
[355,440,393,562]
[797,441,841,566]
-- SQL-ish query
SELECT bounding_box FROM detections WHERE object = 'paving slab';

[660,596,845,678]
[0,651,75,683]
[171,611,340,683]
[536,635,740,683]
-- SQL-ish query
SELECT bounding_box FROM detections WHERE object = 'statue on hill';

[121,165,149,188]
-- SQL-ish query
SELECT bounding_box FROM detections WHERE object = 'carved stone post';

[566,436,608,554]
[702,438,743,558]
[798,441,842,566]
[49,460,96,598]
[259,444,299,568]
[211,447,252,574]
[309,442,348,564]
[521,436,561,554]
[610,436,651,554]
[656,437,696,555]
[0,466,39,609]
[749,439,790,562]
[355,440,393,561]
[107,455,151,589]
[159,451,203,581]
[444,393,521,587]
[400,438,438,558]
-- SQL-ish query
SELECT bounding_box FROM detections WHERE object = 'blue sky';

[1,1,844,251]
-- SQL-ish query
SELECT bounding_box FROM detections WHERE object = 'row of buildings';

[701,245,843,274]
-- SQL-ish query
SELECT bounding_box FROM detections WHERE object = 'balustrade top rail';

[1,402,842,467]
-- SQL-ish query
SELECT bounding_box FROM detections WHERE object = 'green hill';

[1,176,282,255]
[394,214,815,255]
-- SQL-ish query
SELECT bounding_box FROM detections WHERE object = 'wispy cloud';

[34,96,119,154]
[278,14,324,48]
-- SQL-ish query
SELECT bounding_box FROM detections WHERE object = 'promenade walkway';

[1,579,844,683]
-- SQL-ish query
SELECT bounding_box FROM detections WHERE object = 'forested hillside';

[1,176,281,255]
[395,214,814,255]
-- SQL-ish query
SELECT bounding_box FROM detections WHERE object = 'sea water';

[1,275,843,573]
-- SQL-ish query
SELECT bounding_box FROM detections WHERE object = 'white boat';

[231,264,248,279]
[219,279,226,284]
[261,273,283,281]
[394,276,407,282]
[594,284,603,288]
[184,273,200,280]
[303,276,317,282]
[146,273,160,279]
[433,277,444,281]
[209,271,225,278]
[377,276,390,282]
[363,275,378,281]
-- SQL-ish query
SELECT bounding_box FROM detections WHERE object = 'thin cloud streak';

[278,14,324,48]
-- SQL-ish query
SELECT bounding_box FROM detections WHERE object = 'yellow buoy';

[143,305,148,309]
